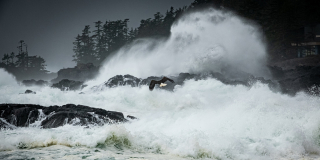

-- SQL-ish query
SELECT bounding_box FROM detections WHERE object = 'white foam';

[0,8,320,160]
[86,8,268,87]
[0,68,18,87]
[0,79,320,159]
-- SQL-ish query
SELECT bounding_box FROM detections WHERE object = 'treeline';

[0,40,51,80]
[73,19,139,65]
[73,0,320,65]
[72,7,186,65]
[194,0,320,60]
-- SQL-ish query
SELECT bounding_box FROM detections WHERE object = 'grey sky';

[0,0,194,72]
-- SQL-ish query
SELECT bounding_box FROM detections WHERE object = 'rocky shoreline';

[17,58,320,95]
[22,66,320,96]
[0,104,134,129]
[89,65,320,96]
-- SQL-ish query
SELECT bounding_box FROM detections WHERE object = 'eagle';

[149,77,175,91]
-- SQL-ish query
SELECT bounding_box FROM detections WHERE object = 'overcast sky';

[0,0,194,72]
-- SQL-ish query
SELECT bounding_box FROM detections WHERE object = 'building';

[294,24,320,57]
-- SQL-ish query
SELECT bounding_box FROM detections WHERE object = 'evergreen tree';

[72,26,98,65]
[128,28,138,43]
[30,56,47,72]
[15,52,27,70]
[102,19,129,57]
[9,52,15,66]
[72,34,82,64]
[15,40,27,70]
[2,54,9,65]
[81,25,97,64]
[163,7,176,36]
[93,21,107,63]
[112,19,129,52]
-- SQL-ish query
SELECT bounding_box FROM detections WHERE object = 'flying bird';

[149,77,175,91]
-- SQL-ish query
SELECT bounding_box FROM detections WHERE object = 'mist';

[88,8,268,87]
[0,0,194,72]
[2,5,320,159]
[0,68,17,86]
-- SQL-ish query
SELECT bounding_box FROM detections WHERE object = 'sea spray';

[1,8,320,160]
[87,8,268,88]
[0,68,18,87]
[1,78,320,159]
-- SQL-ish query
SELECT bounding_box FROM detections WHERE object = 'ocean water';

[1,8,320,160]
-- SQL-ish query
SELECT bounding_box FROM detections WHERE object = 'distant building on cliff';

[291,24,320,57]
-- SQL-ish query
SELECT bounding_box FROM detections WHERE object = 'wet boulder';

[24,90,36,94]
[270,65,320,95]
[0,104,131,129]
[105,74,142,88]
[93,72,278,92]
[0,118,17,130]
[51,79,87,91]
[41,104,127,128]
[51,63,99,83]
[127,115,138,120]
[22,79,48,87]
[0,104,42,127]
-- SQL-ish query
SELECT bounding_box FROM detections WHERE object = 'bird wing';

[160,77,175,83]
[149,80,157,91]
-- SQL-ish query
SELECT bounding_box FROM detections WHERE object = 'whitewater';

[1,8,320,160]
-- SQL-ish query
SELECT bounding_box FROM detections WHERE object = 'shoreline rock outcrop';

[51,79,87,91]
[91,64,320,96]
[51,63,99,83]
[0,104,130,129]
[22,79,49,87]
[91,72,279,93]
[268,65,320,95]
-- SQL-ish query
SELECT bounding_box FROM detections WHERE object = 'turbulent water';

[1,8,320,160]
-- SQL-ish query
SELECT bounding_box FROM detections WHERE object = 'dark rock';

[92,64,320,95]
[41,104,127,128]
[268,65,285,80]
[41,111,95,128]
[127,115,138,120]
[95,72,278,92]
[0,104,43,127]
[105,75,142,88]
[0,104,131,129]
[35,80,48,86]
[22,79,49,87]
[51,79,87,91]
[25,90,36,94]
[0,118,17,130]
[51,63,99,83]
[269,65,320,95]
[271,56,320,70]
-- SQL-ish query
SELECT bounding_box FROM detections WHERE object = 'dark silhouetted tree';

[72,25,98,65]
[2,54,9,65]
[9,52,15,66]
[93,21,107,63]
[29,56,47,72]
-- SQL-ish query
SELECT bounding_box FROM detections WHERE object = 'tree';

[15,52,27,70]
[2,54,9,65]
[81,25,97,64]
[72,34,82,64]
[101,19,129,58]
[190,0,221,8]
[9,52,15,66]
[72,25,98,65]
[128,28,138,43]
[29,56,47,72]
[163,7,176,36]
[15,40,28,70]
[93,21,107,63]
